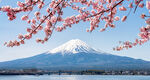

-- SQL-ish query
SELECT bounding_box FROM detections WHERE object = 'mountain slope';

[49,39,98,54]
[0,39,150,70]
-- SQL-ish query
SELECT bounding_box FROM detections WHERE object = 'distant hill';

[0,39,150,70]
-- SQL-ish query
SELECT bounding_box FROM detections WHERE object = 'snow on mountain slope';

[49,39,99,54]
[0,39,150,70]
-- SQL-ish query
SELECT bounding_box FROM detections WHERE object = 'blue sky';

[0,0,150,62]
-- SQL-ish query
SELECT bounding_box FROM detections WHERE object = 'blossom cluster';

[114,0,150,51]
[114,16,150,51]
[0,0,149,50]
[114,24,150,51]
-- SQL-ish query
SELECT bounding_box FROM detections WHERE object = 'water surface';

[0,75,150,80]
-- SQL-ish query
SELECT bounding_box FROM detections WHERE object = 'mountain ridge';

[0,39,150,70]
[48,39,100,54]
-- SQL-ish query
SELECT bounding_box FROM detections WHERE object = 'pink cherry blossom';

[38,26,43,30]
[140,14,145,19]
[100,28,105,32]
[44,37,48,41]
[146,1,150,10]
[129,3,133,8]
[119,6,127,11]
[114,16,120,21]
[121,16,127,22]
[138,3,144,8]
[20,40,25,44]
[17,1,25,7]
[26,28,32,33]
[18,34,23,39]
[21,15,28,21]
[31,19,36,24]
[24,34,32,40]
[36,38,42,43]
[145,18,150,25]
[0,0,150,49]
[34,11,40,16]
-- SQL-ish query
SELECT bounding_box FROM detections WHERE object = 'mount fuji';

[0,39,150,70]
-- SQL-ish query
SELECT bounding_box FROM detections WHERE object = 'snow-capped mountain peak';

[49,39,97,54]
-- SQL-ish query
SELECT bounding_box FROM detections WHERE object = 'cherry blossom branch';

[133,0,142,13]
[5,0,64,47]
[0,0,150,51]
[47,0,65,40]
[114,1,150,51]
[24,0,64,41]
